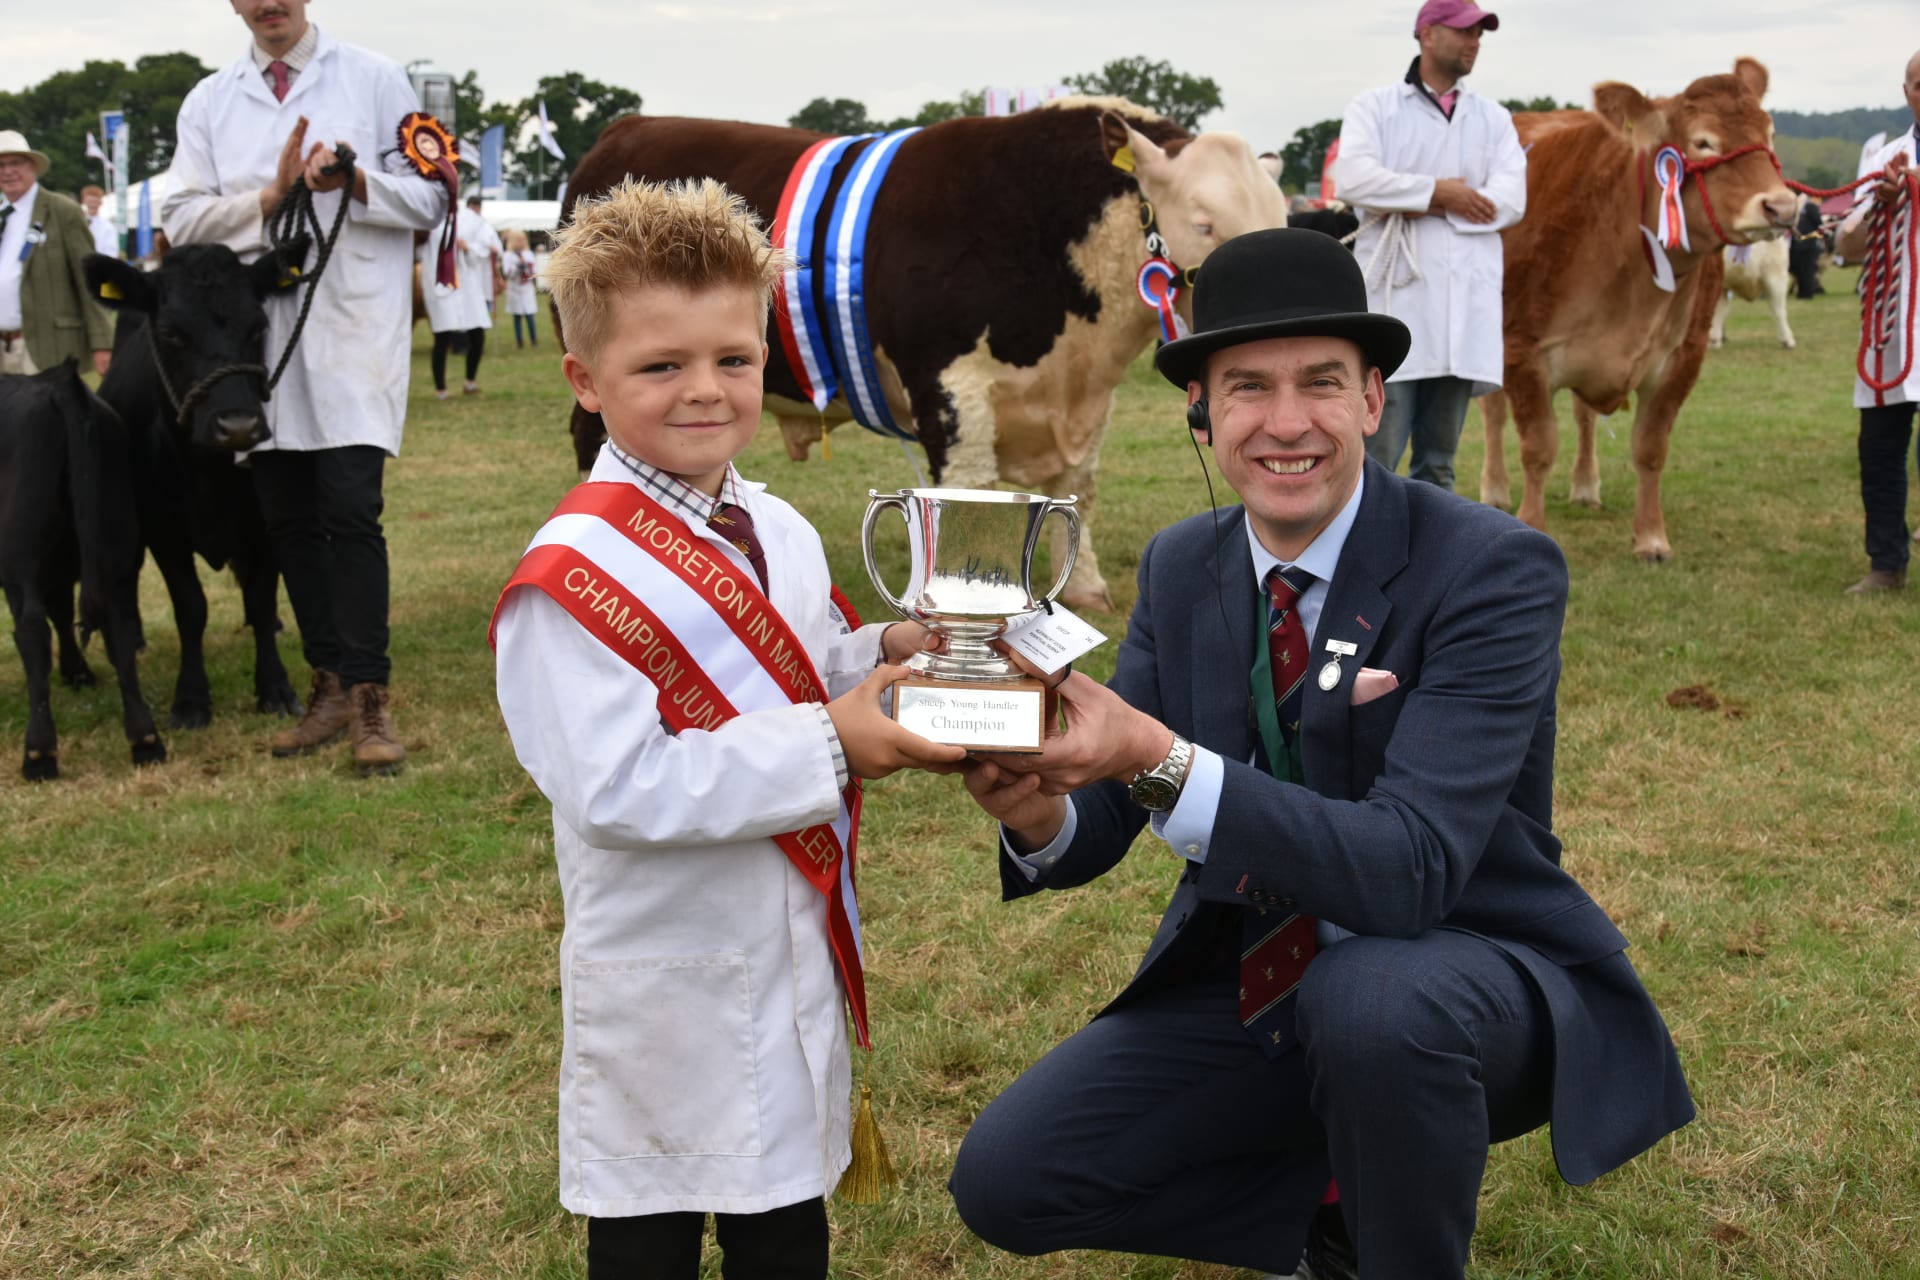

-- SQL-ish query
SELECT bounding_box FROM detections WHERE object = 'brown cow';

[562,98,1289,609]
[1481,58,1796,560]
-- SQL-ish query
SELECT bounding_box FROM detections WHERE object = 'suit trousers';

[250,445,392,687]
[1369,376,1477,492]
[949,919,1552,1279]
[1858,401,1917,571]
[586,1197,828,1280]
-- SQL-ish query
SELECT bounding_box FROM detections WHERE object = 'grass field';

[4,270,1919,1279]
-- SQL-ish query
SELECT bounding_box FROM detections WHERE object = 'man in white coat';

[1833,49,1920,593]
[163,0,447,774]
[1333,0,1526,492]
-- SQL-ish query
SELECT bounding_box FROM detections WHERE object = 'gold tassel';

[819,412,833,463]
[835,1084,897,1203]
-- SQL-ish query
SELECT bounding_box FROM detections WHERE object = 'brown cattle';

[562,98,1289,609]
[1482,58,1796,560]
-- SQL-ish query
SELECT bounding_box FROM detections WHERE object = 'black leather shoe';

[1299,1204,1359,1280]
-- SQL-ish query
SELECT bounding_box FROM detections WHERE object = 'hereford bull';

[1481,58,1797,560]
[561,97,1290,609]
[1708,232,1794,349]
[85,245,304,729]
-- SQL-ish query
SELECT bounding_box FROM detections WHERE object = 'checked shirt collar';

[605,439,753,528]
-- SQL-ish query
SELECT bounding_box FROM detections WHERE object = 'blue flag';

[135,180,153,258]
[480,124,505,198]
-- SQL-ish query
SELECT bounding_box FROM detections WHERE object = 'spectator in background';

[0,130,113,377]
[163,0,447,775]
[502,227,540,348]
[1832,48,1920,592]
[1333,0,1526,492]
[420,195,501,396]
[80,185,121,257]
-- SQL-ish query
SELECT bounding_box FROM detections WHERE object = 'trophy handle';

[861,491,914,617]
[1034,497,1081,606]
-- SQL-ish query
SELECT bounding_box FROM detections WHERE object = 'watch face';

[1132,777,1179,811]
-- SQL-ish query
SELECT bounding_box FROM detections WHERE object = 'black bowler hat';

[1154,228,1412,389]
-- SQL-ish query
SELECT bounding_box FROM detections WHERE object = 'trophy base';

[892,674,1048,753]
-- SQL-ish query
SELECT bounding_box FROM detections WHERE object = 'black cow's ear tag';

[98,279,123,301]
[1110,144,1137,174]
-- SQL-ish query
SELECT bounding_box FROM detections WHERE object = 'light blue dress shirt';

[1008,473,1368,879]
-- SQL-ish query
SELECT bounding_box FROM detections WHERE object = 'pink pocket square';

[1350,668,1400,705]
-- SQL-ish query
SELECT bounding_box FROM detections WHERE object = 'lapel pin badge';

[1318,639,1357,691]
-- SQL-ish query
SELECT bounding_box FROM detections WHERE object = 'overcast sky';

[10,0,1918,151]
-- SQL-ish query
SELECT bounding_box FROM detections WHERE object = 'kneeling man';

[948,228,1694,1280]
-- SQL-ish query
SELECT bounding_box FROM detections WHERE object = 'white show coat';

[162,29,447,455]
[495,449,887,1217]
[1334,79,1527,392]
[503,248,539,315]
[420,206,499,332]
[1843,130,1920,408]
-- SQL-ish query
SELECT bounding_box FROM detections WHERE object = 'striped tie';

[1266,565,1314,743]
[1240,564,1317,1054]
[708,501,769,594]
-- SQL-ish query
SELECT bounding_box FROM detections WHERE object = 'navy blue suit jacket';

[1000,463,1694,1186]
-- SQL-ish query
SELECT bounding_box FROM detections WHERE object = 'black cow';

[0,362,164,779]
[84,245,304,729]
[1289,205,1360,244]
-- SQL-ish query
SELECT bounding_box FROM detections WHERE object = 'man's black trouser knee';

[250,444,391,687]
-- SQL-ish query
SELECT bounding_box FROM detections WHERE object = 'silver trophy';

[861,488,1080,751]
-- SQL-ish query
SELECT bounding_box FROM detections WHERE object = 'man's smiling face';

[1196,334,1383,562]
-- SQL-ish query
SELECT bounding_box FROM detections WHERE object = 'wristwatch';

[1128,734,1194,812]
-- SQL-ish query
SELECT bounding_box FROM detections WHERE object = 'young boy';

[492,177,965,1279]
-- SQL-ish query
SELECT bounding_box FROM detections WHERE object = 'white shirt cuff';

[1002,800,1080,881]
[1151,745,1223,863]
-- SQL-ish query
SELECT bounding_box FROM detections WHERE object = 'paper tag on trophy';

[1003,606,1108,676]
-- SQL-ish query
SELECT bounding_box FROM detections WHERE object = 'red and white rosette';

[1653,146,1691,252]
[1137,256,1182,343]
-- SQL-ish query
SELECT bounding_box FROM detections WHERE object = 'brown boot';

[1845,568,1908,594]
[270,669,351,757]
[349,682,406,776]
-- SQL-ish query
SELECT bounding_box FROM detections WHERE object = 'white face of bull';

[1123,125,1291,275]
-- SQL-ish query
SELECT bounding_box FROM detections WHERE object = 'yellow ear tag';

[1111,145,1136,174]
[99,280,123,301]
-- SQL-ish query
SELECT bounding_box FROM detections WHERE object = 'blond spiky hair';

[547,177,789,362]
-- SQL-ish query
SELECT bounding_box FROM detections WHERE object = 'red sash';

[490,482,872,1048]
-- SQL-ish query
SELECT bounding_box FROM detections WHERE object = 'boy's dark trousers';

[588,1198,827,1280]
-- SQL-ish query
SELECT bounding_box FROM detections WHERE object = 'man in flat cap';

[0,130,113,378]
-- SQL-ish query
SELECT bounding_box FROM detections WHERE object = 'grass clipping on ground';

[3,287,1919,1278]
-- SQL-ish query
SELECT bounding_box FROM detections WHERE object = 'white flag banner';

[85,130,108,163]
[985,86,1074,117]
[458,136,481,169]
[536,100,565,160]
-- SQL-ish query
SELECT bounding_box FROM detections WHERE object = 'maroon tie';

[1267,565,1313,743]
[708,501,769,594]
[266,60,291,102]
[1239,564,1317,1053]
